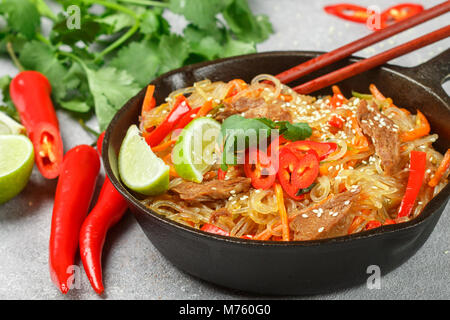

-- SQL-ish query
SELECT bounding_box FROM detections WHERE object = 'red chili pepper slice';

[324,3,369,23]
[244,147,277,190]
[79,132,128,295]
[365,220,382,230]
[200,224,230,236]
[9,71,64,179]
[329,114,344,129]
[49,145,100,294]
[277,148,319,200]
[380,3,424,29]
[145,95,191,147]
[397,150,427,218]
[284,140,338,161]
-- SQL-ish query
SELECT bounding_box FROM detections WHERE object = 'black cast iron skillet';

[103,50,450,295]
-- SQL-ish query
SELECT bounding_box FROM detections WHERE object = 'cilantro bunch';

[0,0,273,131]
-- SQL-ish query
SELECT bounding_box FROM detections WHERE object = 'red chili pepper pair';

[243,140,337,199]
[10,71,64,179]
[324,3,424,30]
[50,132,128,295]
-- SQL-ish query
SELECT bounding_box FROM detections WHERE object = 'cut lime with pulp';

[172,117,221,183]
[0,134,34,204]
[119,125,169,195]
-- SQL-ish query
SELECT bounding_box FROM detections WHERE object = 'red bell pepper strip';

[244,147,277,190]
[284,140,338,161]
[173,107,201,130]
[79,133,128,295]
[9,71,64,179]
[397,151,427,218]
[277,148,319,200]
[217,168,227,180]
[200,224,229,236]
[145,95,191,147]
[49,145,100,294]
[324,3,369,23]
[383,219,396,225]
[365,220,382,230]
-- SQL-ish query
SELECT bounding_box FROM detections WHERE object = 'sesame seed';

[318,227,324,233]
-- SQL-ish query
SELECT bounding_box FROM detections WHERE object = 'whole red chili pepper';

[9,71,64,179]
[79,133,128,295]
[49,145,100,294]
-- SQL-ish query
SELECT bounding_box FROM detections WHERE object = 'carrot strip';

[226,79,248,97]
[142,85,156,113]
[429,149,450,187]
[400,110,430,142]
[274,183,290,241]
[196,100,213,117]
[369,84,386,100]
[151,139,176,152]
[347,216,366,234]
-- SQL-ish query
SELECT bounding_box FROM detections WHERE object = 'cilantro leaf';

[279,122,312,141]
[183,25,222,59]
[18,41,69,101]
[157,34,190,74]
[169,0,231,28]
[0,75,18,121]
[0,0,40,39]
[50,15,103,45]
[110,41,160,87]
[95,12,135,34]
[222,36,256,58]
[223,0,273,43]
[84,66,140,131]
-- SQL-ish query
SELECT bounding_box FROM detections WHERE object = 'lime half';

[172,117,221,183]
[0,112,25,135]
[0,134,34,204]
[119,125,169,195]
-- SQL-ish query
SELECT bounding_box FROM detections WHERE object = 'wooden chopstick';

[291,25,450,94]
[275,0,450,84]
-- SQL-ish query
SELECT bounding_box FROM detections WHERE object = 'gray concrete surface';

[0,0,449,300]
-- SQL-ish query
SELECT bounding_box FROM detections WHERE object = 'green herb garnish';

[0,0,273,131]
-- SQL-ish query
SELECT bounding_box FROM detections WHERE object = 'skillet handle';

[396,49,450,104]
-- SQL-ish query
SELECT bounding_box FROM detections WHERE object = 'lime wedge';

[118,125,169,195]
[0,134,34,204]
[172,117,221,183]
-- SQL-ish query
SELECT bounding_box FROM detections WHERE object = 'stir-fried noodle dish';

[124,74,449,241]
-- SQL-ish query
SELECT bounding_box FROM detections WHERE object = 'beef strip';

[356,100,400,175]
[244,102,292,122]
[215,97,264,121]
[209,207,230,224]
[214,97,292,122]
[171,177,251,202]
[290,186,361,241]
